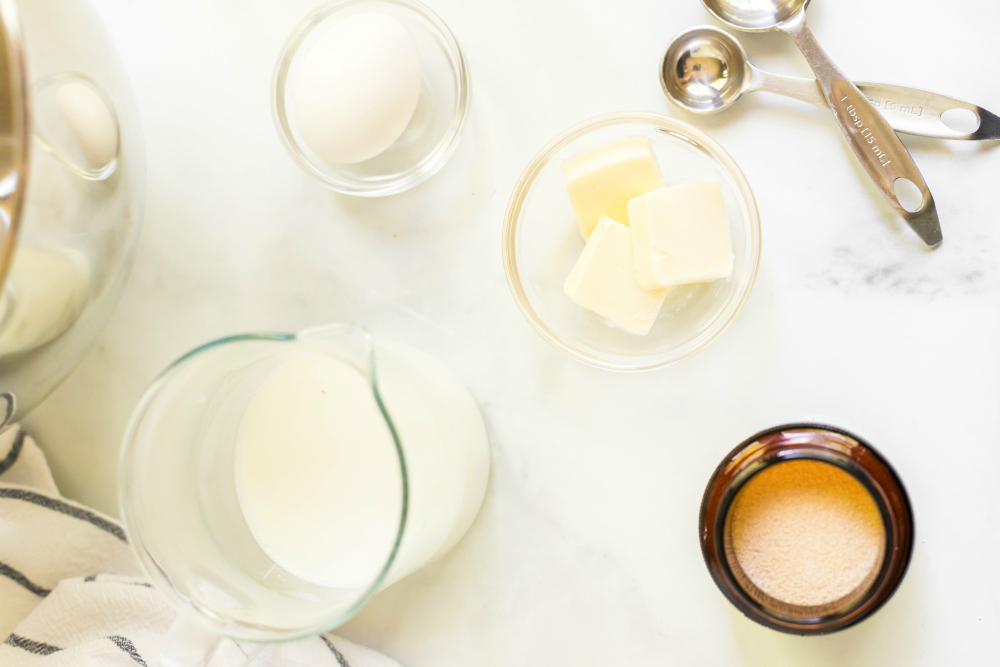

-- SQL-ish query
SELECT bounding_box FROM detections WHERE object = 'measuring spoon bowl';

[660,25,749,113]
[701,0,808,32]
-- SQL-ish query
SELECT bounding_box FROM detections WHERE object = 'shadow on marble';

[661,79,834,139]
[329,105,494,237]
[900,132,1000,156]
[642,258,783,416]
[730,556,929,667]
[334,429,689,667]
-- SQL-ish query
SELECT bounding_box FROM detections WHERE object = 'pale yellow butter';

[564,216,668,336]
[562,137,664,239]
[627,183,734,289]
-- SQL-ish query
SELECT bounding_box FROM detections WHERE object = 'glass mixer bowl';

[0,0,144,427]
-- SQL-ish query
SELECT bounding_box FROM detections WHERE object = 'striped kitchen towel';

[0,426,402,667]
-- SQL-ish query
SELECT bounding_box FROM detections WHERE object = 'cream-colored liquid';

[234,350,400,587]
[0,246,91,355]
[234,342,489,590]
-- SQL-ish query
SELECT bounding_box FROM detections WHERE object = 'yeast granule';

[727,459,885,608]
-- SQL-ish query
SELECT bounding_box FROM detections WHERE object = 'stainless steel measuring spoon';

[661,26,1000,141]
[701,0,942,246]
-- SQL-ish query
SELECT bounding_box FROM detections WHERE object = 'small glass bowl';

[503,112,761,371]
[700,424,914,634]
[272,0,469,196]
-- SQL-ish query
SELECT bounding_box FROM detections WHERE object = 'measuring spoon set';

[660,0,1000,246]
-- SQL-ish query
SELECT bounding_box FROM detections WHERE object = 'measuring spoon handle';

[750,68,1000,141]
[747,66,829,107]
[853,83,1000,141]
[781,15,942,246]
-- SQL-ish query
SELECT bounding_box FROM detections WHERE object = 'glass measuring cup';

[119,323,490,665]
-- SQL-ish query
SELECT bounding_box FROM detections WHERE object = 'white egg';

[292,12,422,165]
[56,80,119,166]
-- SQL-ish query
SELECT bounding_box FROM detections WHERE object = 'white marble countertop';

[23,0,1000,664]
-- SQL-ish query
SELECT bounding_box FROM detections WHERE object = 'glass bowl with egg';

[503,112,760,371]
[272,0,469,196]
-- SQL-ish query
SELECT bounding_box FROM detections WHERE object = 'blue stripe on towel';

[0,560,51,596]
[0,488,127,542]
[109,636,148,666]
[4,634,62,655]
[321,635,351,667]
[0,430,27,476]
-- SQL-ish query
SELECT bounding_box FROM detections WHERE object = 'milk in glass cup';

[118,323,490,666]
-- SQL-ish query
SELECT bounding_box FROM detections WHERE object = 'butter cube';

[562,137,664,239]
[564,216,668,336]
[627,183,734,289]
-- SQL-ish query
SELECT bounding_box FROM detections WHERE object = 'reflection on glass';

[32,74,120,181]
[0,246,91,355]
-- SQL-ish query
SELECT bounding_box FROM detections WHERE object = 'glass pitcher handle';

[161,613,265,667]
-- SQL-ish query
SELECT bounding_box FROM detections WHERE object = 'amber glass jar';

[699,424,914,634]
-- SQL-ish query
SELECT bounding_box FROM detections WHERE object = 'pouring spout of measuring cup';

[297,322,378,380]
[161,612,264,667]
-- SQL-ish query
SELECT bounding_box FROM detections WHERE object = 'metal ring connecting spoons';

[701,0,943,246]
[661,26,1000,141]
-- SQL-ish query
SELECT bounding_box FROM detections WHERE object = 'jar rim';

[699,423,914,634]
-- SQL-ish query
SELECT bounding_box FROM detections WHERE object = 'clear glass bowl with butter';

[503,113,760,371]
